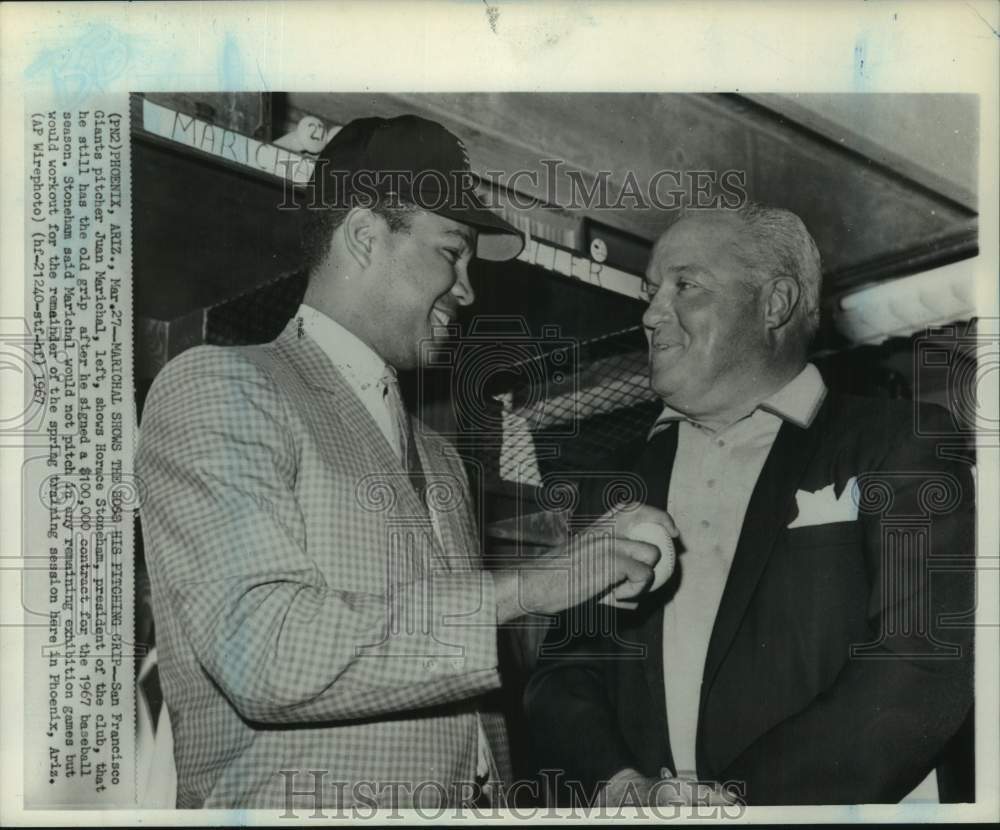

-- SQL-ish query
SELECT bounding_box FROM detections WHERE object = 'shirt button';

[706,479,716,488]
[717,439,725,447]
[701,519,711,528]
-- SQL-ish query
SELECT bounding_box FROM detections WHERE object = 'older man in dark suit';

[525,203,975,806]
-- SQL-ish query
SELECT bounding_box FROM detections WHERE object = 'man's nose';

[452,268,476,307]
[642,293,673,330]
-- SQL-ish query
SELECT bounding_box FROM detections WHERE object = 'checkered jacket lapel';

[274,321,487,576]
[411,432,481,573]
[273,321,459,572]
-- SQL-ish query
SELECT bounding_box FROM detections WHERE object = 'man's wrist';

[493,570,522,624]
[600,767,654,806]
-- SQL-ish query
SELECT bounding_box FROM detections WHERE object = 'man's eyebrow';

[443,227,474,247]
[646,263,708,279]
[657,263,716,282]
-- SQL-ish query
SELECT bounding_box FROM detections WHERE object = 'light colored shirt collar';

[757,363,827,428]
[649,363,827,438]
[293,303,392,388]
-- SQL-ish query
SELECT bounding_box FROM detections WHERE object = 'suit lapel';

[700,399,830,703]
[633,425,679,773]
[634,424,677,517]
[413,433,475,573]
[271,323,450,571]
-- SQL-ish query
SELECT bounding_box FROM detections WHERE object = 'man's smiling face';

[641,213,770,420]
[367,209,478,369]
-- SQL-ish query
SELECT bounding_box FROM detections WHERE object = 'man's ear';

[341,207,378,269]
[763,276,800,332]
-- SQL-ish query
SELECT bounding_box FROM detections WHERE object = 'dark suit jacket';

[524,393,975,805]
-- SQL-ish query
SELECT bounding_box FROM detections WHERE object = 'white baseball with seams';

[601,520,677,608]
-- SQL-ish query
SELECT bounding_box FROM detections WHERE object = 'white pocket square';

[788,477,859,528]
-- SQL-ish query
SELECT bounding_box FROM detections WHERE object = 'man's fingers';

[616,503,680,538]
[613,552,653,599]
[653,778,687,806]
[616,537,660,567]
[692,782,737,806]
[654,778,739,808]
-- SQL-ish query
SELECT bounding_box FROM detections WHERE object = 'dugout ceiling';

[288,92,978,288]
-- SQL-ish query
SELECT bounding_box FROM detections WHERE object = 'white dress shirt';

[653,364,826,777]
[292,304,492,782]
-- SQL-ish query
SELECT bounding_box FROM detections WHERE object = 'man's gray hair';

[686,202,823,348]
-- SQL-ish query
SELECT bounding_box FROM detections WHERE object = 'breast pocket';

[785,519,863,551]
[781,520,866,598]
[763,520,869,692]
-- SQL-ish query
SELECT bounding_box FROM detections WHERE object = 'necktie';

[382,369,428,508]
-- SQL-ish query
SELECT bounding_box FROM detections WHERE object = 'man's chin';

[427,319,457,340]
[410,338,447,371]
[649,358,683,395]
[411,323,450,358]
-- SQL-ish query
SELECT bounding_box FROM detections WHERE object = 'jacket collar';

[291,303,390,395]
[630,424,681,775]
[696,394,832,767]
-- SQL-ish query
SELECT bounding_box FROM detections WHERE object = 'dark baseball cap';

[309,114,524,262]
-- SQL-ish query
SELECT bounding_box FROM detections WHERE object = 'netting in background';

[490,324,660,484]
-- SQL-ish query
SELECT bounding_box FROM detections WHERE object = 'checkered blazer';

[137,320,509,809]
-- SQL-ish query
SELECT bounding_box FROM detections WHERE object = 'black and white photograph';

[2,1,998,825]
